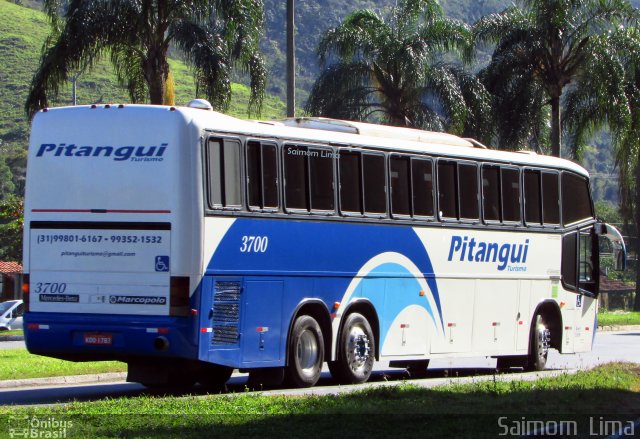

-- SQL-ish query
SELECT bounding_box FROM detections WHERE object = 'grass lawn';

[598,311,640,326]
[0,363,638,438]
[0,329,23,337]
[0,348,125,380]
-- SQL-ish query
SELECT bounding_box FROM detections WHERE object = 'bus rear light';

[201,327,213,333]
[146,327,170,334]
[22,274,29,311]
[27,324,50,330]
[169,276,190,317]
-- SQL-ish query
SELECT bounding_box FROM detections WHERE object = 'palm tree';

[563,27,640,310]
[305,0,491,140]
[474,0,636,156]
[26,0,266,118]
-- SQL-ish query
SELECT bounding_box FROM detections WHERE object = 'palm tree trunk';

[634,159,640,311]
[143,41,170,105]
[550,93,561,157]
[145,57,168,105]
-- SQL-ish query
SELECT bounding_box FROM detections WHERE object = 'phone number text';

[36,234,163,245]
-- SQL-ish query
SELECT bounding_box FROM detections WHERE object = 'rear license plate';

[83,333,113,345]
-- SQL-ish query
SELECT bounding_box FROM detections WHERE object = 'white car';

[0,300,23,331]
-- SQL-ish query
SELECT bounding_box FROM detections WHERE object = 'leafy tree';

[0,195,23,262]
[474,0,636,155]
[0,158,15,200]
[563,26,640,310]
[26,0,266,118]
[305,0,491,140]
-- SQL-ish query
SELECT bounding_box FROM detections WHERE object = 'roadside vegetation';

[0,363,637,438]
[0,349,125,380]
[599,311,640,326]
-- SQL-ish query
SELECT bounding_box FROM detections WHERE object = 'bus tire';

[527,314,550,371]
[328,312,375,384]
[285,315,324,388]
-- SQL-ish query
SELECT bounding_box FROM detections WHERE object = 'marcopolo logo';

[36,143,168,162]
[447,235,530,272]
[109,295,167,305]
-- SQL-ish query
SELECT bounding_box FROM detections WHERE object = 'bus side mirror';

[596,223,627,271]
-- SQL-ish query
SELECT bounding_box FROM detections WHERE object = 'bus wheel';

[329,313,375,384]
[285,315,324,388]
[198,363,233,391]
[527,314,550,371]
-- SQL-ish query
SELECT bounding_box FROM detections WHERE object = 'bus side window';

[339,150,363,214]
[502,167,521,223]
[247,141,278,210]
[363,153,387,216]
[283,144,309,211]
[459,163,479,220]
[390,155,411,216]
[309,147,335,212]
[438,161,458,219]
[562,172,593,225]
[542,172,560,225]
[207,138,242,209]
[482,165,500,222]
[411,158,434,217]
[524,169,542,225]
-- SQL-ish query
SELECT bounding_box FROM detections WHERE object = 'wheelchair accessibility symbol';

[155,256,170,272]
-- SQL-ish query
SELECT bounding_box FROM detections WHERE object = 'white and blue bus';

[22,102,626,388]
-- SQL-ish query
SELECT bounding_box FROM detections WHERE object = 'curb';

[0,336,24,342]
[0,372,127,389]
[597,325,640,332]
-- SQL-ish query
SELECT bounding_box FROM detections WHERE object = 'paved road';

[0,330,638,406]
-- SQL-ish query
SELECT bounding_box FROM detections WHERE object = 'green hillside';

[0,0,285,198]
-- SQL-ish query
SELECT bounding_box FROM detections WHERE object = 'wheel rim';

[345,324,372,373]
[535,319,550,359]
[296,328,319,376]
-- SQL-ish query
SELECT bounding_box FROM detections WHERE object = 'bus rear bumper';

[24,312,198,362]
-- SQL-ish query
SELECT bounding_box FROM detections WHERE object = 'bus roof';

[33,104,590,177]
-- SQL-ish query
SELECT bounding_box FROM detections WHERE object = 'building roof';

[600,276,635,293]
[0,262,22,274]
